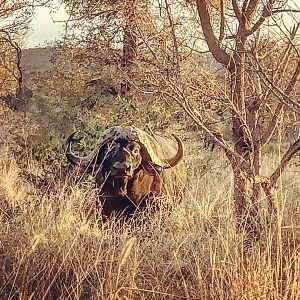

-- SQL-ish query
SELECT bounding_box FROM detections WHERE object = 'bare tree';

[120,1,138,95]
[0,0,50,98]
[60,0,150,96]
[0,1,30,97]
[197,0,300,228]
[132,0,300,232]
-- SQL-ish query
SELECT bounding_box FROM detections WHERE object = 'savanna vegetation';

[0,0,300,299]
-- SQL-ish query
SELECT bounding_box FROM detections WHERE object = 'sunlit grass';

[0,146,299,299]
[0,152,27,206]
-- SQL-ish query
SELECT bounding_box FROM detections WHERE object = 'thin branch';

[261,103,284,146]
[270,139,300,185]
[258,58,300,111]
[271,9,300,14]
[246,0,275,36]
[232,0,243,24]
[196,0,230,66]
[245,0,260,25]
[0,30,23,96]
[260,58,300,145]
[165,0,180,76]
[285,59,300,96]
[218,0,225,44]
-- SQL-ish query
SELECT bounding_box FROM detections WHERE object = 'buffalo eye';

[132,147,140,155]
[128,144,140,155]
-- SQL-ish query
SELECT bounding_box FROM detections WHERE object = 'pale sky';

[26,2,298,48]
[26,6,68,48]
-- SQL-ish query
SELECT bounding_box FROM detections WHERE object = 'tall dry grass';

[0,145,300,300]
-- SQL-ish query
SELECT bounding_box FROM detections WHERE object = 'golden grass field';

[0,136,300,300]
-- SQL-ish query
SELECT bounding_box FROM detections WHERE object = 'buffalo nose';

[112,162,131,173]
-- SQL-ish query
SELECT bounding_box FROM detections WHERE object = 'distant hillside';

[22,48,56,74]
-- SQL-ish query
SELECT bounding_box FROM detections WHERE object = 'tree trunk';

[120,3,137,96]
[232,166,250,219]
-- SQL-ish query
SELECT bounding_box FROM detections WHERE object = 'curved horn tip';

[172,134,184,154]
[162,134,184,169]
[65,131,78,144]
[63,131,78,152]
[64,131,82,166]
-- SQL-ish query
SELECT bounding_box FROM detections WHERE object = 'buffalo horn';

[160,135,184,169]
[65,132,98,169]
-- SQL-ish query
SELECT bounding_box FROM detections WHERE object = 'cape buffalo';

[65,126,186,218]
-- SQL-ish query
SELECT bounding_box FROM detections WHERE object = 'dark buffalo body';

[65,126,186,218]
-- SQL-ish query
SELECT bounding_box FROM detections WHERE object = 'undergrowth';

[0,143,300,300]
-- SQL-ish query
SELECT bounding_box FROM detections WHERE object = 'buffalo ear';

[135,128,164,167]
[135,127,184,169]
[142,163,162,176]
